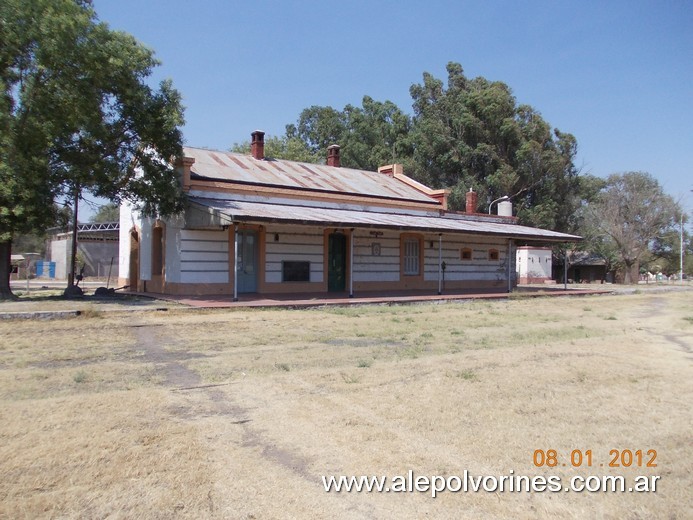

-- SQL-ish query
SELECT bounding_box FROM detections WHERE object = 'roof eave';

[198,209,581,243]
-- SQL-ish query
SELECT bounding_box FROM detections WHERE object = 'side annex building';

[119,131,580,299]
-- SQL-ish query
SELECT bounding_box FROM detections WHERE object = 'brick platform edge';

[137,288,614,310]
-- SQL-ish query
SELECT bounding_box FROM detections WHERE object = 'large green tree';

[647,211,691,277]
[231,134,318,163]
[582,172,679,284]
[89,202,120,223]
[234,96,413,172]
[409,62,580,230]
[253,63,582,231]
[0,0,185,298]
[318,96,413,171]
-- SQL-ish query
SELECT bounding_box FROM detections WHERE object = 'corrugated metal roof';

[190,197,581,243]
[183,147,439,204]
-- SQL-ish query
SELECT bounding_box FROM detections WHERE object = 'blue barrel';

[35,261,56,278]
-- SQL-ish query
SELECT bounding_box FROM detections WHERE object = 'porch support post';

[438,233,442,295]
[349,228,354,297]
[564,247,568,290]
[507,239,513,293]
[233,224,238,302]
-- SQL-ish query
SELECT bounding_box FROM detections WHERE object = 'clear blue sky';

[91,0,693,216]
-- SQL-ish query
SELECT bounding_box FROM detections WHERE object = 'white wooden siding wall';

[161,222,181,283]
[518,249,552,278]
[536,252,551,278]
[265,226,324,283]
[423,235,508,282]
[179,229,229,284]
[352,231,400,283]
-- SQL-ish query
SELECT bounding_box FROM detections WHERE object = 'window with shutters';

[403,238,420,275]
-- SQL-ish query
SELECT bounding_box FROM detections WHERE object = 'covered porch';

[180,197,581,301]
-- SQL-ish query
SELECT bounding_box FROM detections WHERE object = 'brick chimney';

[465,188,478,214]
[251,130,265,160]
[327,144,340,167]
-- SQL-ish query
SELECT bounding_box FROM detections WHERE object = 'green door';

[236,231,258,293]
[328,233,346,292]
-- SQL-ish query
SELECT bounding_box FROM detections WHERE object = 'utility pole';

[64,185,83,297]
[681,212,684,284]
[683,189,693,283]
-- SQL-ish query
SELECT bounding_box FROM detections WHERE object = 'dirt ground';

[0,291,691,519]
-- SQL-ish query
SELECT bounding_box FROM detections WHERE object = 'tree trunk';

[0,240,16,300]
[622,261,639,285]
[63,186,84,298]
[631,262,640,285]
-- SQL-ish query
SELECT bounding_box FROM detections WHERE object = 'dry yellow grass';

[0,291,691,519]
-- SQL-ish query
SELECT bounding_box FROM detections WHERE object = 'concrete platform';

[142,286,613,309]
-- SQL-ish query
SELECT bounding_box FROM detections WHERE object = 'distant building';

[516,246,553,284]
[10,254,26,280]
[562,251,611,284]
[49,223,120,280]
[10,253,41,280]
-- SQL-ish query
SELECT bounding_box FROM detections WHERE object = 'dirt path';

[630,296,693,356]
[132,322,315,490]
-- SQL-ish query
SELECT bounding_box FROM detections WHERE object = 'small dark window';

[282,261,310,282]
[489,249,499,261]
[461,248,472,260]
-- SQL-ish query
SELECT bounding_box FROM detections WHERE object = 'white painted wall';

[163,216,184,284]
[352,230,400,283]
[424,235,508,281]
[264,226,324,283]
[423,234,509,282]
[351,231,512,284]
[516,247,552,279]
[179,229,229,284]
[50,239,69,279]
[118,202,137,281]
